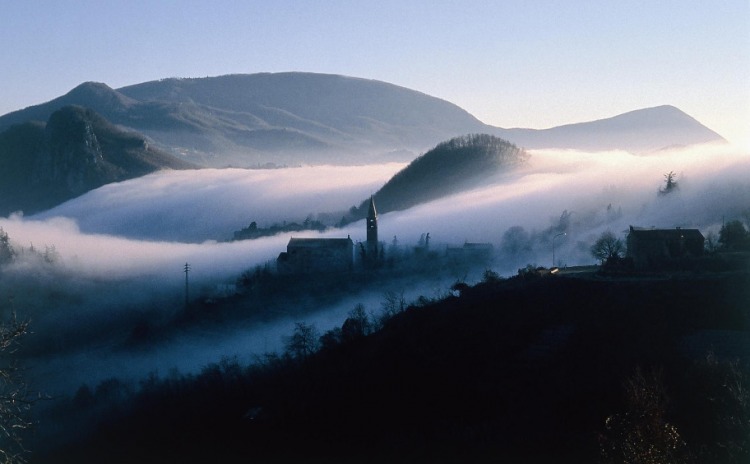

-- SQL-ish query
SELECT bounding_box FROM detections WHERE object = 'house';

[277,237,354,274]
[626,226,704,269]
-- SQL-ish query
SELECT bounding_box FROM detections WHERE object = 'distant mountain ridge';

[0,106,193,215]
[0,73,725,168]
[499,105,724,152]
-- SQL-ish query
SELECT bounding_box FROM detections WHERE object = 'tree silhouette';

[600,367,689,464]
[0,229,13,265]
[590,230,624,264]
[659,171,679,196]
[719,220,749,250]
[284,322,320,359]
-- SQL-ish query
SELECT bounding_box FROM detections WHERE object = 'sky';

[2,1,749,146]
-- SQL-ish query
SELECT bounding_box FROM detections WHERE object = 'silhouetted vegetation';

[590,229,625,264]
[719,219,750,251]
[32,266,750,463]
[659,170,679,196]
[341,134,528,224]
[232,216,327,241]
[0,315,33,464]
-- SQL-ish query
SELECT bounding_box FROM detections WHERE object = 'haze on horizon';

[2,1,748,146]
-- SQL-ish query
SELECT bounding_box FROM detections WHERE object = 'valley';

[0,73,746,463]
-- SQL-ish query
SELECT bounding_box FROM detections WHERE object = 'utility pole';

[184,262,191,309]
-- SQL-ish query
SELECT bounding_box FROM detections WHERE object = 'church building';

[276,197,379,274]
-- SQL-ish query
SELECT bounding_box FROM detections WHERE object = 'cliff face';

[0,106,193,215]
[33,106,107,195]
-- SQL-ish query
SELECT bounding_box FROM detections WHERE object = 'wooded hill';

[342,134,528,223]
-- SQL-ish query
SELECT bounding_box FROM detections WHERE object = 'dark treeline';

[231,216,327,241]
[31,266,750,463]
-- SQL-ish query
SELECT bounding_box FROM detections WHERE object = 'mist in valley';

[0,143,748,404]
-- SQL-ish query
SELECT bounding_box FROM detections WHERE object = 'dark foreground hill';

[0,73,725,169]
[37,269,750,464]
[0,106,193,215]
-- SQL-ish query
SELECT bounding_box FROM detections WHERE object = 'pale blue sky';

[2,1,749,144]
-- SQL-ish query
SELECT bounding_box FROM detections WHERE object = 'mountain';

[0,74,488,167]
[0,73,725,168]
[343,134,528,224]
[0,106,193,215]
[496,105,725,152]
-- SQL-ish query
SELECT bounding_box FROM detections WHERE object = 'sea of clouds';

[1,145,748,394]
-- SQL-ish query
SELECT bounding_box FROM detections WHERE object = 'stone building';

[277,197,380,274]
[277,237,354,274]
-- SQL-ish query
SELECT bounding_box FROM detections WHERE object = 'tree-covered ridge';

[343,134,528,223]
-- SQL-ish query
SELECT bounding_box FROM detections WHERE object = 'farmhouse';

[626,226,704,269]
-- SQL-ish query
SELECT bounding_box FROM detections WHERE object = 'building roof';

[628,226,704,241]
[368,196,377,218]
[288,237,353,249]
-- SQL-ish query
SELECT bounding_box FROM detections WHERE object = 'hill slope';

[0,74,725,168]
[343,134,528,223]
[39,270,750,463]
[0,106,193,215]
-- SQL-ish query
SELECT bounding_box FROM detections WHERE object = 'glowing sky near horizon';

[1,1,748,145]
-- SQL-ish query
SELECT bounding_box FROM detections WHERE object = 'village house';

[626,226,704,269]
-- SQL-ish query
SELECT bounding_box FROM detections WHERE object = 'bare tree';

[600,367,689,464]
[378,291,406,327]
[0,314,32,464]
[590,230,624,264]
[284,322,320,359]
[341,304,371,341]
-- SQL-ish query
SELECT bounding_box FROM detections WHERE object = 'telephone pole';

[184,262,191,309]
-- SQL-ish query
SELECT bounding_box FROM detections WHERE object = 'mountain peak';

[62,82,137,112]
[497,104,725,152]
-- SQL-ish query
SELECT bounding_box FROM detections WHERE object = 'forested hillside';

[36,268,750,463]
[343,134,528,223]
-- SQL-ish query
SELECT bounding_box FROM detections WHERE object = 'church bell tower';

[367,196,378,257]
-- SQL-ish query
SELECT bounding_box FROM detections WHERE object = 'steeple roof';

[368,196,377,218]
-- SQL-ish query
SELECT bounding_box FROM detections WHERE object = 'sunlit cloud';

[1,144,748,395]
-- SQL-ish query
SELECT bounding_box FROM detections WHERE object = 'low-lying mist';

[1,144,748,397]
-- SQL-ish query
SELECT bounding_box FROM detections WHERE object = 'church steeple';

[366,196,378,256]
